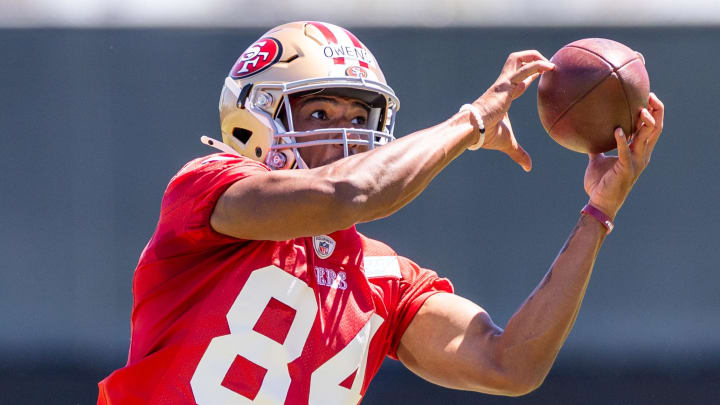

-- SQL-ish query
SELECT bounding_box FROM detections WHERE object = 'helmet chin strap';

[201,135,304,170]
[293,148,308,169]
[274,116,308,169]
[200,136,240,155]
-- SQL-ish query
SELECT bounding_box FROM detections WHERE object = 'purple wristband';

[581,204,614,235]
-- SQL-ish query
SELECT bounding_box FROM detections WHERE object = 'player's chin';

[319,154,347,167]
[304,145,368,168]
[302,152,343,169]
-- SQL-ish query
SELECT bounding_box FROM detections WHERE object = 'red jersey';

[98,154,453,405]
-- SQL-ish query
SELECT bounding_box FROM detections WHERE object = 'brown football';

[537,38,650,154]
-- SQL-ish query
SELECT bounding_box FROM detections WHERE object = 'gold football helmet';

[204,21,400,170]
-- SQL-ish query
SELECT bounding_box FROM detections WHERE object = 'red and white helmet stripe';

[341,28,370,68]
[307,21,373,69]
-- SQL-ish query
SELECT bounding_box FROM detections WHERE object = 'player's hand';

[472,51,555,172]
[583,93,664,219]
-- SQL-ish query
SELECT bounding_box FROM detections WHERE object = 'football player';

[98,21,664,404]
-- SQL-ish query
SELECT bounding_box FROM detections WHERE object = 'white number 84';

[191,265,384,405]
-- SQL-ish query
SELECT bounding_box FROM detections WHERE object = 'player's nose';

[326,128,366,153]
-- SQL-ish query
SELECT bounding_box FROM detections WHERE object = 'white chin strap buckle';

[267,151,287,169]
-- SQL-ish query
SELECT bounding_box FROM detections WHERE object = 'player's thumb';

[509,145,532,172]
[614,127,631,164]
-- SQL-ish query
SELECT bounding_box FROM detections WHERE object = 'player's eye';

[351,116,367,126]
[310,110,328,120]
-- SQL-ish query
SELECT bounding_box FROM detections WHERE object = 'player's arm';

[397,215,606,396]
[211,118,474,241]
[212,51,555,241]
[397,94,664,396]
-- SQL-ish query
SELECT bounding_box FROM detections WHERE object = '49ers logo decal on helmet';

[345,66,369,78]
[230,37,283,79]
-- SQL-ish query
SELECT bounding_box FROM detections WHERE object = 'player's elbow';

[468,366,545,397]
[490,356,550,396]
[501,374,545,397]
[501,359,552,396]
[467,337,550,396]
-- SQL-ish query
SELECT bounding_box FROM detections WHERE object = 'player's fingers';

[648,92,664,121]
[615,127,632,165]
[646,92,664,149]
[508,50,551,65]
[521,72,541,89]
[510,60,555,84]
[639,108,656,130]
[628,108,653,152]
[509,73,541,99]
[647,94,664,133]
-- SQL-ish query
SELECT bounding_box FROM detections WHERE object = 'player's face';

[290,95,371,169]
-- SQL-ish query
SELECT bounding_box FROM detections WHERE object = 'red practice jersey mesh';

[98,154,454,405]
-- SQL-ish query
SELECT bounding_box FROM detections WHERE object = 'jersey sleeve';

[386,256,454,359]
[151,154,270,254]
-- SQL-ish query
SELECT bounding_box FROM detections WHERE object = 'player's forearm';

[323,110,479,224]
[213,111,479,241]
[493,215,606,392]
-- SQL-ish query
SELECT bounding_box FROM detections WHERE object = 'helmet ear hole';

[232,128,252,144]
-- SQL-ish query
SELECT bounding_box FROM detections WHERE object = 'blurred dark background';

[1,27,718,404]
